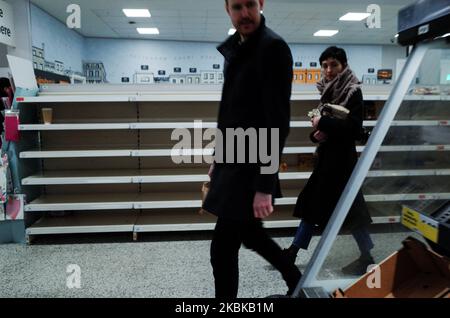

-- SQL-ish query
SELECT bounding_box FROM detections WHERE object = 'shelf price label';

[401,206,438,243]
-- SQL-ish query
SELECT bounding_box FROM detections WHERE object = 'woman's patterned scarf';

[316,66,361,107]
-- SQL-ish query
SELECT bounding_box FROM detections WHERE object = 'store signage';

[295,62,302,67]
[158,70,166,75]
[0,0,16,47]
[310,62,317,67]
[66,4,81,29]
[174,67,181,73]
[368,68,375,73]
[189,68,197,73]
[121,77,130,83]
[213,64,220,69]
[141,65,149,71]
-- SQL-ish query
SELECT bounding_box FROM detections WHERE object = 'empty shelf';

[25,194,138,211]
[26,211,138,235]
[21,168,450,186]
[19,123,131,131]
[20,149,132,158]
[19,120,449,131]
[20,145,450,159]
[25,190,450,213]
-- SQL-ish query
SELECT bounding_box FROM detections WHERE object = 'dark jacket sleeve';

[317,88,364,141]
[254,40,292,194]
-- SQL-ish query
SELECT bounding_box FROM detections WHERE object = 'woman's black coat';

[293,89,372,231]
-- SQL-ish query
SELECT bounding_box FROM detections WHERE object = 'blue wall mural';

[30,3,389,85]
[30,4,84,82]
[83,38,224,84]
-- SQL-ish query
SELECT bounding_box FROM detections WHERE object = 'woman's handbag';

[309,103,371,143]
[308,103,350,120]
[320,103,350,119]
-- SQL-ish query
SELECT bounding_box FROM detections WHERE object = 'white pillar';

[6,0,32,60]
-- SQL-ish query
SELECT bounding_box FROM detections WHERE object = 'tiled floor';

[0,226,422,298]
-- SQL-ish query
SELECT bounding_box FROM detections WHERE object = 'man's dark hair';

[0,77,11,97]
[319,46,348,67]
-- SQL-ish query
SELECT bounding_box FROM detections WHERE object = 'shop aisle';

[0,227,422,298]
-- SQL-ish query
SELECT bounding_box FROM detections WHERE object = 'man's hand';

[311,115,321,130]
[313,130,328,142]
[208,163,214,178]
[253,192,273,219]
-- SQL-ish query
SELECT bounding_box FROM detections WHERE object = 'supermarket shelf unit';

[16,84,450,241]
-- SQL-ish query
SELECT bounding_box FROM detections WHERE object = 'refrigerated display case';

[292,35,450,298]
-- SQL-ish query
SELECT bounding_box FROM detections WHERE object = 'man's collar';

[217,15,266,61]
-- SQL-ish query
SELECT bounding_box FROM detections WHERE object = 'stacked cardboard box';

[333,237,450,298]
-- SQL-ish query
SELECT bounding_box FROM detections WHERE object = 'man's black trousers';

[210,216,301,298]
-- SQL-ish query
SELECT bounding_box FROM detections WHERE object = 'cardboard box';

[333,237,450,298]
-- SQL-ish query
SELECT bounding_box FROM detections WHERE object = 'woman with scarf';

[283,46,374,276]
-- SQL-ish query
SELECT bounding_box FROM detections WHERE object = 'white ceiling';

[30,0,416,45]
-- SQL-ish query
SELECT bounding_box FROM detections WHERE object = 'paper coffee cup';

[42,108,53,124]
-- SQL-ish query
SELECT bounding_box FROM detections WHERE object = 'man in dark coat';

[202,0,301,298]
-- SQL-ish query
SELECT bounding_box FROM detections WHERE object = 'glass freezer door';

[293,38,450,297]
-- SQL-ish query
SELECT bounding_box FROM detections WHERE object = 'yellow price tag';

[401,206,439,243]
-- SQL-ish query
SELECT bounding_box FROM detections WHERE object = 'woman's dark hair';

[0,77,11,89]
[319,46,348,67]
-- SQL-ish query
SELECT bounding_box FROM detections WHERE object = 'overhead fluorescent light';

[339,12,371,21]
[228,28,236,35]
[137,28,159,35]
[313,30,339,37]
[123,9,151,18]
[394,34,399,38]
